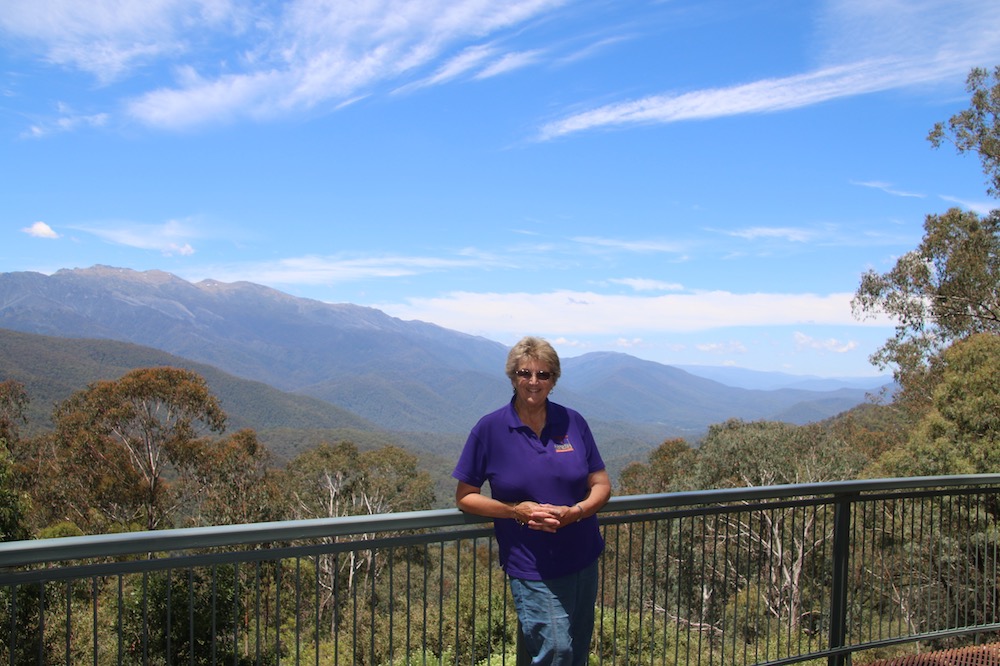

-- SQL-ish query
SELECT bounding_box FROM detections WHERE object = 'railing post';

[828,492,855,666]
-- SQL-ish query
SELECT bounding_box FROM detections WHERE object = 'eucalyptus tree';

[50,367,227,531]
[853,66,1000,411]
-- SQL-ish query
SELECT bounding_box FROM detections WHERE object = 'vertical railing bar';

[437,542,445,665]
[684,515,693,666]
[650,514,659,666]
[347,551,359,664]
[370,548,377,666]
[92,576,99,666]
[898,500,919,636]
[710,511,719,666]
[64,579,71,664]
[313,554,320,666]
[993,493,999,626]
[827,491,853,666]
[254,561,262,666]
[865,498,874,645]
[484,537,493,665]
[455,539,462,666]
[723,508,734,666]
[501,538,509,666]
[597,525,606,666]
[698,512,708,666]
[211,564,218,666]
[294,557,301,666]
[235,561,243,666]
[766,507,776,664]
[275,557,282,664]
[421,543,428,666]
[639,519,647,661]
[745,508,755,666]
[755,509,765,666]
[949,493,958,630]
[333,552,341,666]
[356,551,361,664]
[624,520,634,662]
[189,567,196,666]
[405,547,412,664]
[469,537,476,666]
[925,496,935,641]
[661,516,671,666]
[164,568,172,665]
[117,574,124,666]
[388,545,395,665]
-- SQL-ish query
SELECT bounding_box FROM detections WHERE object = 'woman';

[453,336,612,666]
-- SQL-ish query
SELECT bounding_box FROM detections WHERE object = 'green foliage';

[852,208,1000,410]
[873,333,1000,477]
[855,66,1000,411]
[618,438,696,495]
[694,419,867,488]
[928,65,1000,198]
[47,367,227,530]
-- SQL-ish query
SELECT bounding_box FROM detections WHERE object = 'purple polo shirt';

[453,397,606,580]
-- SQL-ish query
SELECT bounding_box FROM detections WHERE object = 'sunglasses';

[515,369,553,381]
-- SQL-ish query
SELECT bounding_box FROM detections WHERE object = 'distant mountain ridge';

[0,266,886,444]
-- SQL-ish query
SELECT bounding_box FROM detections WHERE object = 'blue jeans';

[509,560,599,666]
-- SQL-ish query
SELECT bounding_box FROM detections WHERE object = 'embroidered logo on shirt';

[553,436,575,453]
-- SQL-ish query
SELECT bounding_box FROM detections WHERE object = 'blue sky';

[3,0,999,378]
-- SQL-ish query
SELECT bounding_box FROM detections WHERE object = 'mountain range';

[0,266,890,466]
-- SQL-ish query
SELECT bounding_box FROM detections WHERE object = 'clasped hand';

[513,501,575,533]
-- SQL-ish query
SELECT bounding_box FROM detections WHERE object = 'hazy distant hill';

[0,327,378,448]
[674,364,891,391]
[0,266,885,444]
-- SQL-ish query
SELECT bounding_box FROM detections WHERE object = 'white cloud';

[21,111,109,139]
[793,331,858,353]
[852,180,925,198]
[608,278,684,292]
[537,0,1000,140]
[696,341,748,354]
[126,0,569,128]
[197,253,500,286]
[728,227,816,243]
[21,221,59,238]
[573,236,686,254]
[74,218,201,256]
[375,289,894,336]
[0,0,244,83]
[939,195,997,216]
[475,49,543,79]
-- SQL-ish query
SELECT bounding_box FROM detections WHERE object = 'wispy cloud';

[21,221,59,238]
[696,341,748,354]
[21,107,108,139]
[537,0,1000,140]
[374,289,893,335]
[794,331,858,353]
[573,236,687,254]
[126,0,569,129]
[0,0,245,83]
[727,227,816,243]
[73,218,202,256]
[939,194,997,216]
[195,252,505,286]
[852,180,925,198]
[608,277,684,292]
[1,0,571,130]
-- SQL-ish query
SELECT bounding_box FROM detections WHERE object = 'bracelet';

[574,503,584,521]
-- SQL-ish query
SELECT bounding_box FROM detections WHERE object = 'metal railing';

[3,475,1000,665]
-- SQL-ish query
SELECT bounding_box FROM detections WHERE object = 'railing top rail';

[3,474,1000,569]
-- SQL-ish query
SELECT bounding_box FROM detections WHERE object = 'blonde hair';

[505,336,561,385]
